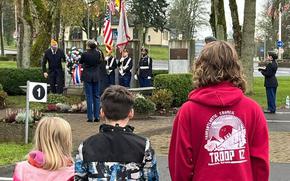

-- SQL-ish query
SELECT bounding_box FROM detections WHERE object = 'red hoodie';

[168,82,269,181]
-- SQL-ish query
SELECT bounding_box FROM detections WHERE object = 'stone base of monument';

[64,85,84,96]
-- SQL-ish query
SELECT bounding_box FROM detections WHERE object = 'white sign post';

[25,81,47,144]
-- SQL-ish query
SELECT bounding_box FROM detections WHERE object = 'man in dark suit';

[42,39,66,94]
[258,51,278,113]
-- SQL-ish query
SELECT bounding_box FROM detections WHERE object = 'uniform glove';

[134,74,138,80]
[148,76,151,79]
[106,65,109,69]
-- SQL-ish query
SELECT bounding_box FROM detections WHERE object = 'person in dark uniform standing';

[96,46,107,96]
[105,52,117,86]
[42,39,66,94]
[79,40,102,122]
[258,51,278,113]
[118,49,133,88]
[134,47,153,87]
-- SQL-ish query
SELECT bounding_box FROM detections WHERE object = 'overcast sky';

[168,0,267,39]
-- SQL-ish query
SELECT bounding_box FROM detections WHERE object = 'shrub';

[0,84,8,109]
[152,70,168,78]
[150,89,173,110]
[47,94,67,104]
[15,111,33,124]
[0,68,46,95]
[3,109,20,123]
[56,103,71,112]
[0,56,11,61]
[154,73,193,107]
[134,94,156,114]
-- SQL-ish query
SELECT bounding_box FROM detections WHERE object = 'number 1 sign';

[25,81,47,144]
[28,82,47,102]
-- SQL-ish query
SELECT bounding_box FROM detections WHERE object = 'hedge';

[154,73,193,107]
[152,69,168,78]
[0,68,46,95]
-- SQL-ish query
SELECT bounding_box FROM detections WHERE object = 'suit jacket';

[79,49,101,83]
[42,48,66,73]
[260,60,278,87]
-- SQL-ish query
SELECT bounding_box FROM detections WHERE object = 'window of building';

[163,31,168,40]
[70,27,82,40]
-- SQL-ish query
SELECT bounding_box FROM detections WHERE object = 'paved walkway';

[1,110,290,180]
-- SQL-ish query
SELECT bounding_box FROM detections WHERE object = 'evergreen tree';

[128,0,168,46]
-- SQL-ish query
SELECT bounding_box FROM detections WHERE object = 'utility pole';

[278,2,282,59]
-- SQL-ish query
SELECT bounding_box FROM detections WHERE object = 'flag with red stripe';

[103,5,113,54]
[116,0,130,52]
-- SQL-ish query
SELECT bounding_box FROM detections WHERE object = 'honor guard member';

[118,48,133,88]
[105,52,118,86]
[134,47,153,87]
[42,39,66,94]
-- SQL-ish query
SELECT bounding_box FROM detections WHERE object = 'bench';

[128,87,155,95]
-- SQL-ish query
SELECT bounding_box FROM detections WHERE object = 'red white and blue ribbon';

[72,64,82,85]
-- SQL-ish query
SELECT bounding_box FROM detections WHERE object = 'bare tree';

[16,0,33,68]
[0,0,5,56]
[229,0,242,56]
[168,0,209,39]
[210,0,227,40]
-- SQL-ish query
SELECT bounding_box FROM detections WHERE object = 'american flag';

[103,6,113,54]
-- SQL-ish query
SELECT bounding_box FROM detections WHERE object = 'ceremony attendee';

[258,50,278,114]
[79,40,102,122]
[169,41,269,181]
[105,52,118,86]
[42,39,66,94]
[204,36,217,44]
[118,48,133,88]
[134,47,153,87]
[13,117,74,181]
[75,85,159,180]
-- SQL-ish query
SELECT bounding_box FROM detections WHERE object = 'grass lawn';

[0,143,32,166]
[250,76,290,109]
[6,96,46,110]
[145,45,168,60]
[0,61,17,68]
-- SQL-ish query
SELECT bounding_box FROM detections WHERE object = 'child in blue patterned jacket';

[75,85,159,180]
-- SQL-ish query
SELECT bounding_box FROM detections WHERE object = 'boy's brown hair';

[101,85,134,120]
[193,41,246,92]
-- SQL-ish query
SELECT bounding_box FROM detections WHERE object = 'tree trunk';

[0,8,4,56]
[229,0,242,56]
[30,0,53,67]
[241,0,256,93]
[52,1,61,41]
[209,0,216,37]
[210,0,227,40]
[136,24,144,47]
[30,29,51,67]
[16,0,32,68]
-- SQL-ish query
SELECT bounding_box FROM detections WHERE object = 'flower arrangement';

[3,109,44,124]
[66,47,83,85]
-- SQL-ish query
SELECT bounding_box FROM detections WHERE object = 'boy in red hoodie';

[168,41,269,181]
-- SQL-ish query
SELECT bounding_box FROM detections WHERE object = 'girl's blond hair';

[193,41,246,92]
[34,117,72,170]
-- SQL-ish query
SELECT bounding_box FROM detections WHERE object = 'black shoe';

[94,118,100,122]
[264,110,275,114]
[87,119,93,122]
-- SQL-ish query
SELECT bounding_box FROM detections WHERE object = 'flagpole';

[278,2,282,59]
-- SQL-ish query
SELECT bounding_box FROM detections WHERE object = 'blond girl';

[13,117,74,181]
